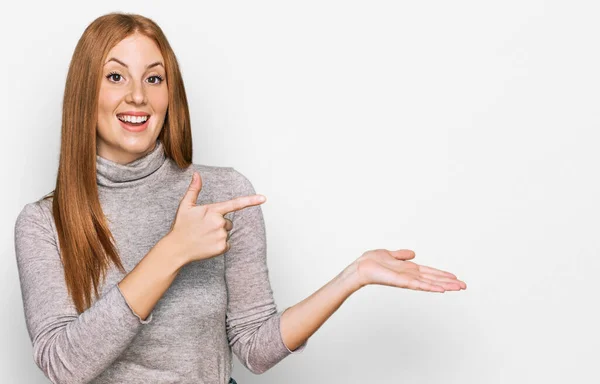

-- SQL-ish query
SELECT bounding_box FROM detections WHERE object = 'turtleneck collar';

[96,139,167,188]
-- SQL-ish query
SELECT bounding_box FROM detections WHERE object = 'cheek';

[97,88,124,138]
[98,88,123,116]
[149,87,169,114]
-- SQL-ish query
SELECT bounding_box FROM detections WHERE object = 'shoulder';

[14,197,55,238]
[187,163,257,198]
[15,202,40,228]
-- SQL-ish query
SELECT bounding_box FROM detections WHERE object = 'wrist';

[338,261,364,295]
[161,231,189,271]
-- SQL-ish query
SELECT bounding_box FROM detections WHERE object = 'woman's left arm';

[280,249,467,351]
[224,168,466,371]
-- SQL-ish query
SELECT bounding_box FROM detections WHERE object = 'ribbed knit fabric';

[14,139,306,384]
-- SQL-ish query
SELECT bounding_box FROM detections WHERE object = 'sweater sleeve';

[14,201,153,384]
[225,169,306,375]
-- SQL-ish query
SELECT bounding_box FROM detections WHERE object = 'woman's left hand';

[348,249,467,292]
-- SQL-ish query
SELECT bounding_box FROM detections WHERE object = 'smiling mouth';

[116,114,150,126]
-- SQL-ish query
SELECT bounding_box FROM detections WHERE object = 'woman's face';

[97,32,168,164]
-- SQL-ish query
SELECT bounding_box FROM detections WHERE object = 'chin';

[121,136,157,151]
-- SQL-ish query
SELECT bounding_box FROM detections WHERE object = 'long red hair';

[43,12,193,314]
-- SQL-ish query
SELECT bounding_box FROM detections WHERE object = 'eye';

[106,71,122,83]
[147,75,164,85]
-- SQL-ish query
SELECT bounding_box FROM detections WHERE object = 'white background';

[1,1,599,383]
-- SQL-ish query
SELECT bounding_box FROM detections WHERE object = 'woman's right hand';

[168,171,266,264]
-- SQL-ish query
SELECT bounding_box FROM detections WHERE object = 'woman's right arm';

[14,172,263,383]
[14,202,186,384]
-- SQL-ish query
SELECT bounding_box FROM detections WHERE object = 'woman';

[14,12,466,384]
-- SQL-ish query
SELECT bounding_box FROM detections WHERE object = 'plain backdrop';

[2,1,599,383]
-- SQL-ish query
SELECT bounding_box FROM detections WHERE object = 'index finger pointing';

[209,194,267,215]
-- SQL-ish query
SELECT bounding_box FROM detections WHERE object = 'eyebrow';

[105,57,164,70]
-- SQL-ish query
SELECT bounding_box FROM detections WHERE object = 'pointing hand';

[169,171,267,264]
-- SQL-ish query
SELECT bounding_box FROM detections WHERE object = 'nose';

[125,79,147,105]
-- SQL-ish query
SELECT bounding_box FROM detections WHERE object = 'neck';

[96,138,167,189]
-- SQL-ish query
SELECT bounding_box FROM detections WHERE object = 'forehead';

[106,33,164,64]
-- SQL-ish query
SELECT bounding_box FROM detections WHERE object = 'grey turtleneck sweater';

[14,139,305,384]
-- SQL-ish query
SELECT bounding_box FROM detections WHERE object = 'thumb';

[181,171,203,207]
[390,249,415,260]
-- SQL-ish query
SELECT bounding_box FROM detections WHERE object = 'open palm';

[353,249,466,292]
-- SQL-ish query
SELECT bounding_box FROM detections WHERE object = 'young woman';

[14,12,467,384]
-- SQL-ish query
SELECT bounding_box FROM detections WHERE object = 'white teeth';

[117,115,149,123]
